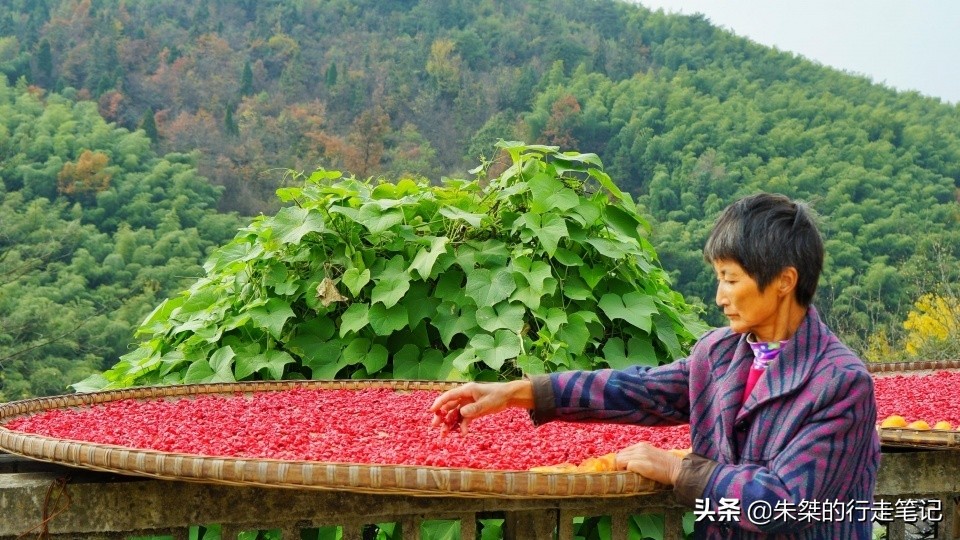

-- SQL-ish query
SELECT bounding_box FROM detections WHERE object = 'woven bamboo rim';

[867,359,960,373]
[0,380,662,498]
[878,428,960,450]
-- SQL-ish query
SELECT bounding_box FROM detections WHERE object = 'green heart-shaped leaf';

[248,298,295,340]
[339,303,369,337]
[475,302,526,332]
[369,303,408,336]
[598,292,656,333]
[465,268,516,306]
[341,268,371,296]
[472,330,521,370]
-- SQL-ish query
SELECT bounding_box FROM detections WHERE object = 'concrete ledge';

[876,450,960,496]
[3,449,960,538]
[0,461,682,538]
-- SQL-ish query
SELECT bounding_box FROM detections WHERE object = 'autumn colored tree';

[903,294,960,359]
[179,33,238,112]
[159,109,222,156]
[97,89,124,121]
[426,38,461,96]
[343,108,391,178]
[57,150,112,198]
[144,49,190,110]
[540,93,582,148]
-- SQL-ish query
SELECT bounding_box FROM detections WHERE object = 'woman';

[431,193,880,539]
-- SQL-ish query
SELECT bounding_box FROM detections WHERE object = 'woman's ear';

[778,267,799,297]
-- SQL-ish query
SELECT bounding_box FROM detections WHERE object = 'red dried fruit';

[874,370,960,427]
[2,387,689,470]
[4,370,957,470]
[435,407,463,433]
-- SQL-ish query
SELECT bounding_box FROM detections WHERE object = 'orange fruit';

[577,452,617,472]
[531,452,620,473]
[880,415,908,428]
[933,421,953,430]
[529,463,578,473]
[906,420,930,430]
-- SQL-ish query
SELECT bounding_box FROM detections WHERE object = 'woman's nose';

[715,286,727,307]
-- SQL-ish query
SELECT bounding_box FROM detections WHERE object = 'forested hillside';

[1,0,959,397]
[0,79,241,400]
[526,65,960,344]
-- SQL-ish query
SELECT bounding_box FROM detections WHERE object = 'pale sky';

[633,0,960,104]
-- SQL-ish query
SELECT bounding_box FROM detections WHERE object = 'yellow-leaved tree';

[863,328,896,363]
[903,293,960,359]
[57,150,112,198]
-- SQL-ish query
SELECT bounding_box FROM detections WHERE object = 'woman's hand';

[616,442,683,486]
[429,380,534,434]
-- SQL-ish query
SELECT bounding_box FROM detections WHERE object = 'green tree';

[224,104,239,137]
[324,62,337,87]
[5,0,960,355]
[278,50,307,99]
[138,107,159,142]
[35,38,52,87]
[239,60,254,97]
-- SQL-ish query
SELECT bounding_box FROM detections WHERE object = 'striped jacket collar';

[711,306,830,456]
[738,306,829,422]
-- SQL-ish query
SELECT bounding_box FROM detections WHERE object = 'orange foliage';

[279,100,329,164]
[344,108,390,177]
[98,90,125,121]
[541,94,582,148]
[57,150,112,197]
[160,109,221,153]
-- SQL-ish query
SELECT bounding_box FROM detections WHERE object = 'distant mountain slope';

[0,0,743,213]
[522,60,960,343]
[1,0,958,353]
[0,79,241,399]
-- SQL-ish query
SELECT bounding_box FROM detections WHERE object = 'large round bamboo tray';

[869,360,960,450]
[0,380,663,498]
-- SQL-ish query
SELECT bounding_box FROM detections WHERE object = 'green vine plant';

[76,141,708,391]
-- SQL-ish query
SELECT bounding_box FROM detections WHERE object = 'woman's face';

[712,259,783,340]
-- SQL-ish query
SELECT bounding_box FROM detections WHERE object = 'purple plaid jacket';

[534,306,880,539]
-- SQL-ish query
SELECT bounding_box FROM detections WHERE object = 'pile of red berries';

[874,370,960,429]
[6,370,958,470]
[4,387,690,470]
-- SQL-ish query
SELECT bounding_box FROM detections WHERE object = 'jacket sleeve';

[700,367,878,534]
[530,359,692,426]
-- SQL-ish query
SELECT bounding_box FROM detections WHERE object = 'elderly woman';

[431,193,880,539]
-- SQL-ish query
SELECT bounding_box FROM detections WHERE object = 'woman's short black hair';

[703,193,824,306]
